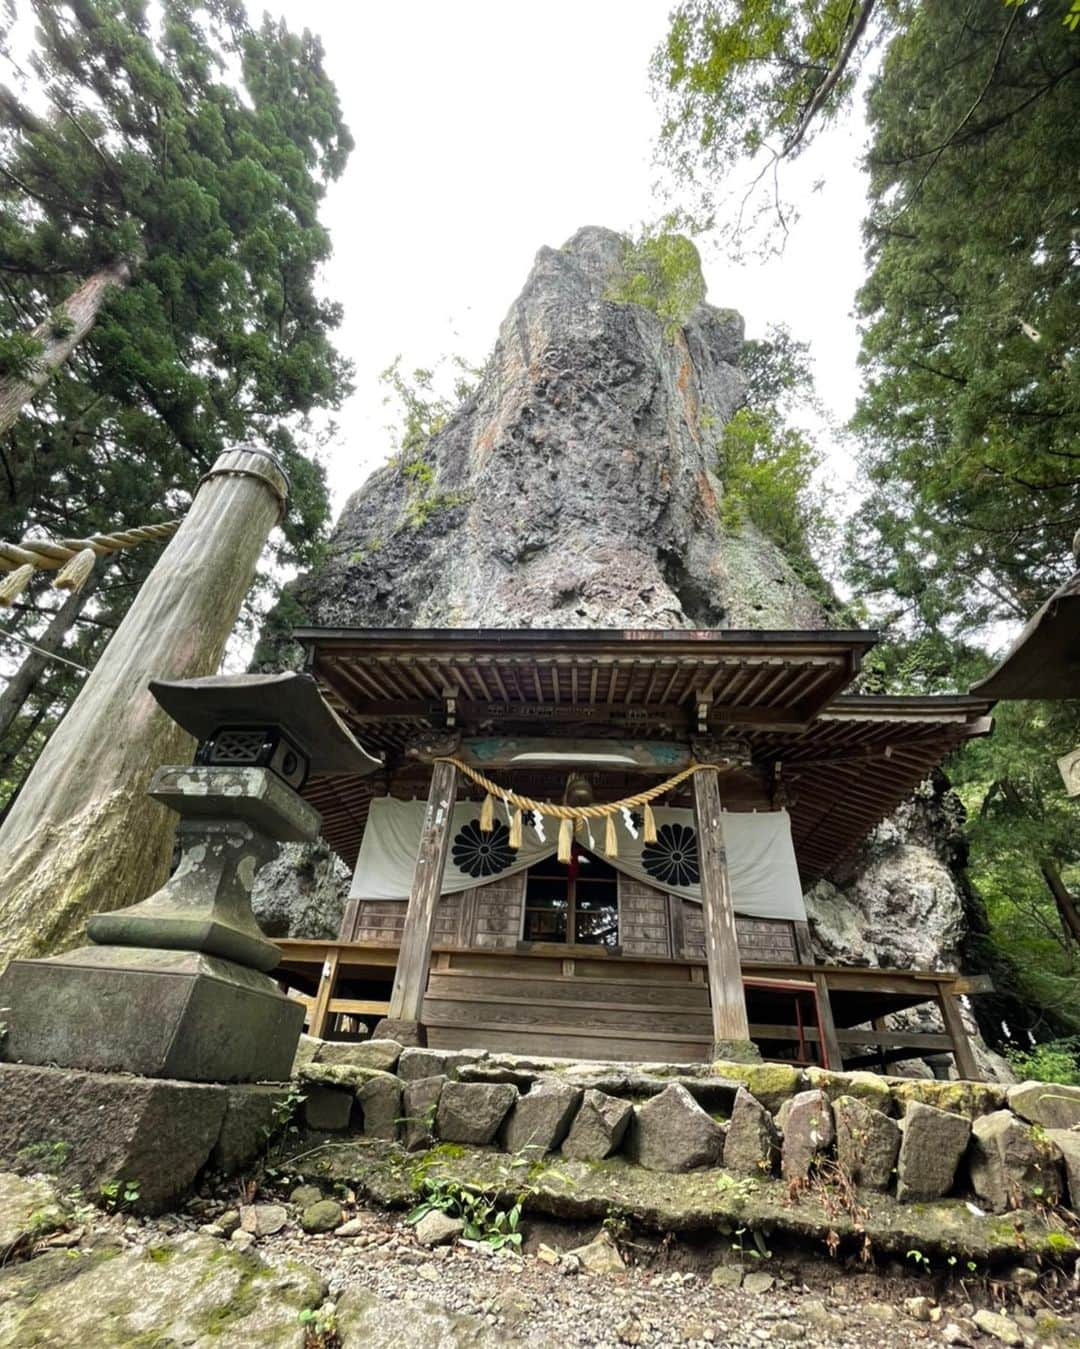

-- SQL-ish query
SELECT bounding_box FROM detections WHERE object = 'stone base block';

[372,1017,426,1047]
[0,1063,282,1212]
[711,1039,762,1064]
[0,945,303,1082]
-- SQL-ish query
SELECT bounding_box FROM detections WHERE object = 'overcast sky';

[272,0,872,519]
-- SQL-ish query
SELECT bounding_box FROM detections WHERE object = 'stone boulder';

[0,1062,226,1213]
[896,1102,971,1202]
[833,1095,901,1191]
[356,1074,402,1141]
[969,1110,1062,1213]
[806,1067,893,1116]
[302,1084,353,1132]
[300,1199,343,1233]
[414,1210,464,1247]
[402,1075,446,1152]
[316,1039,404,1074]
[780,1089,834,1182]
[0,1233,325,1344]
[436,1081,518,1145]
[0,1173,65,1259]
[397,1047,483,1082]
[501,1081,582,1157]
[240,1202,288,1237]
[565,1229,625,1273]
[561,1089,634,1162]
[627,1083,724,1172]
[211,1084,290,1174]
[723,1087,780,1177]
[1007,1081,1080,1131]
[1047,1129,1080,1211]
[335,1288,503,1345]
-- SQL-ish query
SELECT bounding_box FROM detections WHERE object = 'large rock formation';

[280,225,827,639]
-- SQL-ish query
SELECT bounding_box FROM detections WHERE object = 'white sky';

[272,0,872,520]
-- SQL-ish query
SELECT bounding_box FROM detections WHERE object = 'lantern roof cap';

[149,672,383,778]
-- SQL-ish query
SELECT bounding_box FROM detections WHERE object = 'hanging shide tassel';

[557,816,573,864]
[0,563,35,607]
[53,546,97,594]
[604,812,618,858]
[509,807,523,850]
[643,802,658,844]
[479,791,495,833]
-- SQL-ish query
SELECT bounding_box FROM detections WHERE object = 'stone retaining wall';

[294,1038,1080,1219]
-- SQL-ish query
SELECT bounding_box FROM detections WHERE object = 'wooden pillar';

[937,983,979,1080]
[0,445,287,968]
[692,766,754,1058]
[812,972,844,1070]
[382,759,458,1037]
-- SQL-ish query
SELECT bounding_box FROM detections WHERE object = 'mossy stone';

[711,1061,805,1114]
[300,1199,343,1234]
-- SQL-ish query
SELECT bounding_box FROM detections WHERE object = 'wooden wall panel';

[680,899,796,963]
[471,875,524,949]
[618,876,672,957]
[349,896,461,946]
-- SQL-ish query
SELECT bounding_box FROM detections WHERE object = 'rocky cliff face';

[286,226,826,636]
[263,227,1003,1071]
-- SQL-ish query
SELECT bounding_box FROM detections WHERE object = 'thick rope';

[434,756,721,821]
[0,520,181,606]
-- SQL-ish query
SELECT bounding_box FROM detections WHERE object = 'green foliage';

[716,323,834,604]
[604,228,705,336]
[406,1178,523,1252]
[849,0,1080,636]
[99,1177,140,1212]
[1006,1038,1080,1086]
[0,0,353,803]
[298,1305,340,1349]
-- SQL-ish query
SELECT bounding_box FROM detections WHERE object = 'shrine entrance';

[522,848,619,948]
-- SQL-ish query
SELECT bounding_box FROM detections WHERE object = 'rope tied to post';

[434,756,730,863]
[0,520,181,607]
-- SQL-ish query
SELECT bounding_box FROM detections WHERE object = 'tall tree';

[0,0,353,798]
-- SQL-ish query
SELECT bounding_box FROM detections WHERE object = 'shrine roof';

[295,627,993,885]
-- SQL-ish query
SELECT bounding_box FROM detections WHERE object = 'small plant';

[906,1248,931,1270]
[259,1086,307,1178]
[1006,1038,1080,1086]
[99,1178,141,1212]
[298,1304,340,1348]
[730,1224,771,1261]
[406,1178,523,1252]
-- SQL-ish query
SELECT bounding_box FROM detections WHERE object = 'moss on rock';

[710,1061,805,1113]
[889,1078,1006,1120]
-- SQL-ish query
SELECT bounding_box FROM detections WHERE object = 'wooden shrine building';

[275,626,995,1073]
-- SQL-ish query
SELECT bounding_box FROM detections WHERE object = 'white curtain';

[350,797,806,922]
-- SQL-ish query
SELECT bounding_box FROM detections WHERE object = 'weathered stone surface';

[806,1067,893,1115]
[565,1229,625,1273]
[300,1199,342,1233]
[402,1075,447,1152]
[561,1089,633,1162]
[435,1081,518,1145]
[723,1087,780,1177]
[298,1061,394,1093]
[290,1183,323,1208]
[240,1202,288,1237]
[627,1083,724,1172]
[0,945,303,1083]
[0,1173,65,1259]
[357,1073,402,1141]
[896,1101,971,1202]
[972,1308,1023,1346]
[371,1016,425,1047]
[1007,1080,1080,1131]
[282,225,822,643]
[833,1095,901,1191]
[317,1038,404,1073]
[291,1033,322,1075]
[252,838,351,939]
[303,1084,353,1132]
[969,1110,1062,1213]
[710,1061,805,1114]
[210,1084,289,1174]
[780,1089,834,1182]
[295,1138,1080,1264]
[501,1081,582,1157]
[0,1062,226,1213]
[1047,1128,1080,1210]
[398,1048,483,1082]
[0,1233,325,1346]
[891,1077,1006,1120]
[335,1287,505,1346]
[413,1210,464,1247]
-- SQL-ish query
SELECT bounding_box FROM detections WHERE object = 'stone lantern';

[0,673,381,1084]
